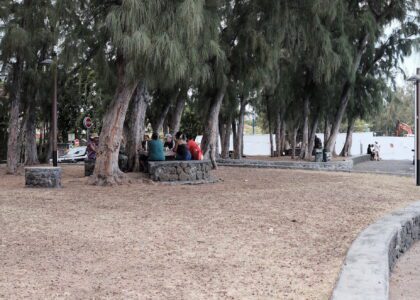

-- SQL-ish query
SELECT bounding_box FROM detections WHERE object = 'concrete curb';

[216,155,370,172]
[331,201,420,300]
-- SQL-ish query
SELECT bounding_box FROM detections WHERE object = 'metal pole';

[52,55,58,167]
[416,68,420,186]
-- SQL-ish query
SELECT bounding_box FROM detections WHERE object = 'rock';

[25,167,62,188]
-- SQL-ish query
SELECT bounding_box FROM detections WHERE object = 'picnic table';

[138,149,176,172]
[139,149,176,159]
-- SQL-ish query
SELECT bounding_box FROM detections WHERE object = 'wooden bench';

[148,160,212,182]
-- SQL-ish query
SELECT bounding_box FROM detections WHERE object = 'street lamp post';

[41,53,58,167]
[408,68,420,186]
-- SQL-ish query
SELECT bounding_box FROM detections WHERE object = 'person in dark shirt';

[87,133,99,160]
[163,134,175,150]
[174,131,191,161]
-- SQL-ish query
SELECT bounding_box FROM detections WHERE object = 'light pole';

[408,68,420,186]
[41,53,58,167]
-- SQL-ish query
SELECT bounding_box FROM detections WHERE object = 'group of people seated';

[367,141,381,161]
[142,131,203,163]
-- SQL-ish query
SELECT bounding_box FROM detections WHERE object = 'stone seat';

[25,167,61,188]
[148,160,212,182]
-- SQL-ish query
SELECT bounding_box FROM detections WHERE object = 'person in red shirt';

[186,134,203,160]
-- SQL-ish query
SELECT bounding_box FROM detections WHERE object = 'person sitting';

[163,133,175,150]
[148,132,165,161]
[174,131,191,161]
[186,133,203,160]
[369,144,375,160]
[141,134,150,151]
[87,133,99,160]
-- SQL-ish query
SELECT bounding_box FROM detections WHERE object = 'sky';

[402,51,420,78]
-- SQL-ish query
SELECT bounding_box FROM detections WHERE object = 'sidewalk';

[352,160,414,177]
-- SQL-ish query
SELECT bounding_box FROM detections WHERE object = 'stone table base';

[25,167,62,188]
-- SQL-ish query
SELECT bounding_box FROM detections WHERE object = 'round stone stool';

[25,167,62,188]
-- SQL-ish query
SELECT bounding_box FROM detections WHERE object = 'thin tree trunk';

[47,121,53,161]
[324,116,331,149]
[169,89,186,135]
[275,112,281,157]
[91,57,137,186]
[300,96,310,159]
[266,98,274,157]
[6,60,23,174]
[291,126,299,160]
[125,83,148,172]
[152,91,179,134]
[231,120,237,147]
[219,115,232,159]
[340,118,355,157]
[221,117,232,159]
[200,84,227,169]
[306,113,319,160]
[325,33,369,152]
[234,97,245,159]
[25,98,39,165]
[280,119,286,155]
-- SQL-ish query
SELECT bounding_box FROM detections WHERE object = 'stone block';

[25,167,62,188]
[148,160,212,183]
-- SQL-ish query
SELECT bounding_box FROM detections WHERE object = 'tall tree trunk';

[266,98,274,157]
[44,122,53,162]
[275,112,281,157]
[152,90,179,134]
[325,33,369,152]
[291,126,299,160]
[340,118,355,157]
[219,115,232,159]
[169,89,186,135]
[152,104,171,134]
[6,60,23,174]
[233,97,245,159]
[25,98,39,165]
[306,112,320,160]
[300,96,310,159]
[221,117,232,159]
[324,116,331,149]
[200,84,227,169]
[125,83,148,172]
[231,120,237,147]
[280,119,286,155]
[91,58,137,186]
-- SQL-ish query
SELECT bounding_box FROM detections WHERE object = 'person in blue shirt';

[148,132,165,161]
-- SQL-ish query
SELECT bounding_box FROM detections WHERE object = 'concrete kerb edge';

[331,201,420,300]
[216,159,353,172]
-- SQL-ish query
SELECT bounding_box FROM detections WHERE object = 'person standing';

[87,133,99,160]
[374,141,381,161]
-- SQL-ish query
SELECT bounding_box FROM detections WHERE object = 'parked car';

[58,146,87,163]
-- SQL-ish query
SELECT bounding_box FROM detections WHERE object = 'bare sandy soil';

[390,241,420,300]
[1,164,419,299]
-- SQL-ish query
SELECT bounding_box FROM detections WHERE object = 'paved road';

[390,241,420,300]
[352,160,414,177]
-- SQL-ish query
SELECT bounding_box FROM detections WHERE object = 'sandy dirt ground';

[1,164,419,299]
[390,241,420,300]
